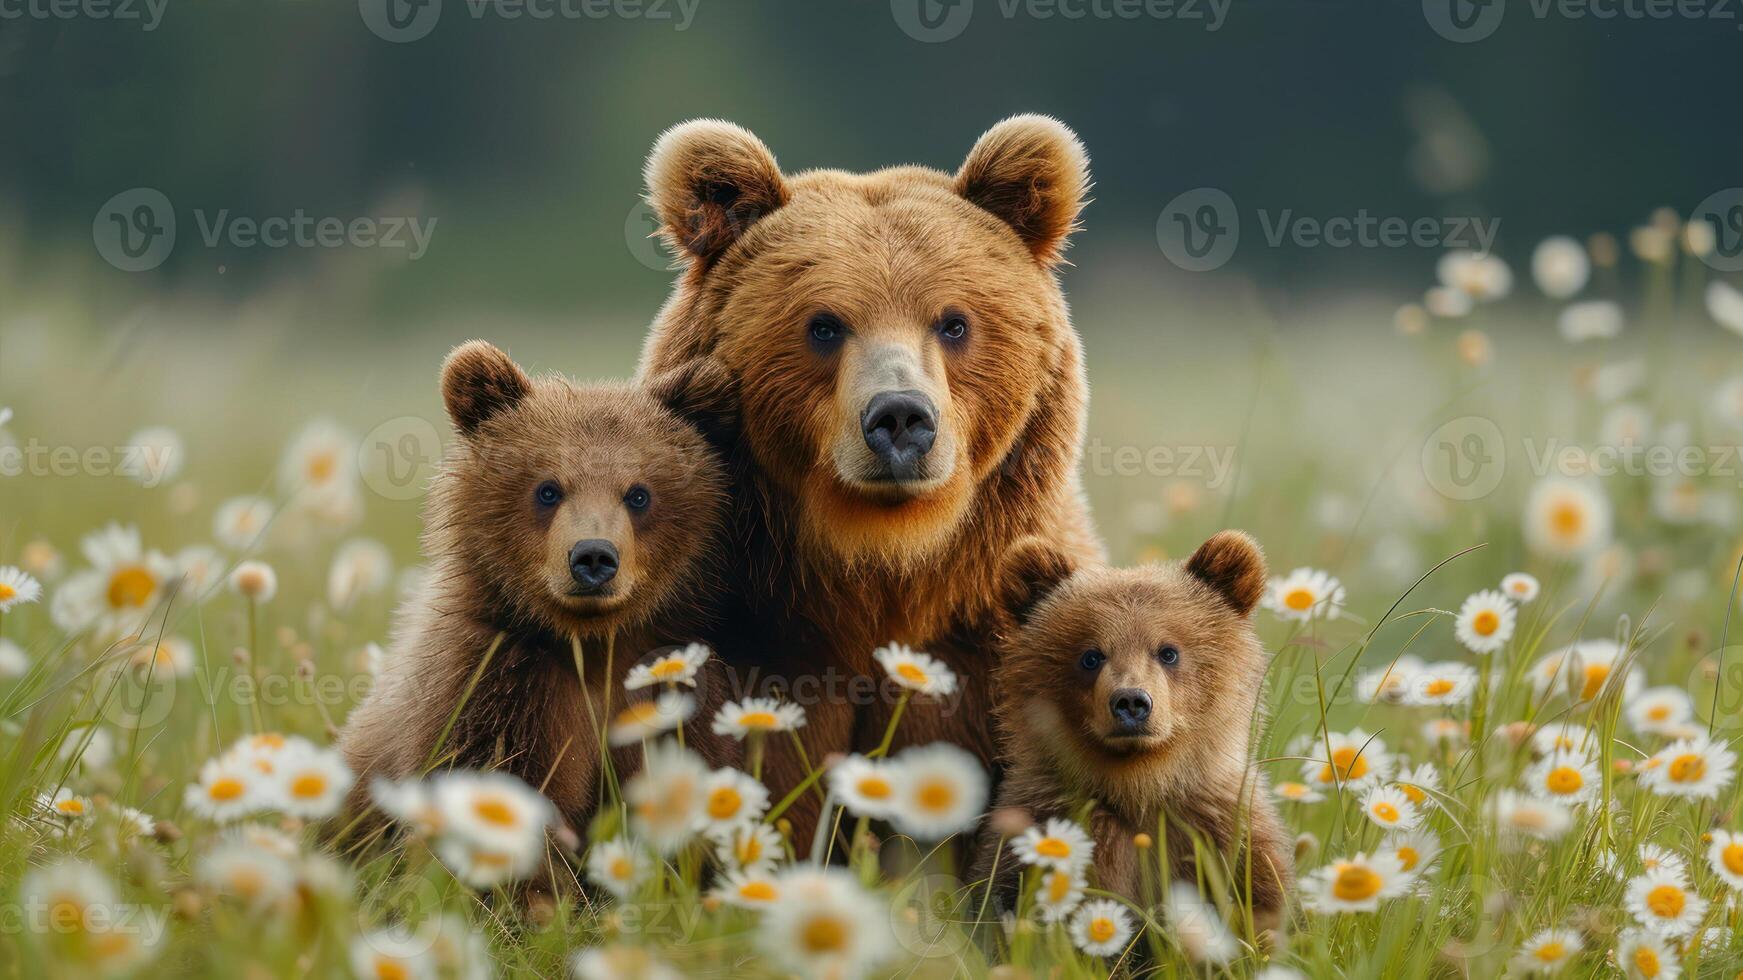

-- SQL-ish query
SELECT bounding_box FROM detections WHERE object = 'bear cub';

[977,530,1293,929]
[339,340,737,837]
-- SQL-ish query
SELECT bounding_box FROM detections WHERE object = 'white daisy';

[1558,300,1624,342]
[1383,829,1440,874]
[183,754,267,822]
[37,787,94,823]
[1437,250,1513,301]
[1625,867,1707,937]
[1404,661,1479,707]
[710,821,784,873]
[128,634,195,677]
[1638,735,1736,800]
[873,643,959,697]
[625,741,709,855]
[197,841,296,910]
[0,638,28,678]
[607,691,696,746]
[431,770,552,860]
[759,867,892,980]
[1531,722,1599,757]
[1359,785,1420,832]
[1617,926,1679,980]
[572,946,683,980]
[229,560,278,602]
[213,496,275,552]
[1010,817,1095,872]
[1068,898,1136,957]
[1263,567,1345,622]
[1709,280,1743,337]
[1500,573,1540,603]
[1301,730,1392,791]
[279,419,358,501]
[0,565,42,611]
[1393,762,1443,810]
[829,755,899,821]
[1424,285,1473,318]
[624,642,712,691]
[1302,852,1410,913]
[1706,830,1743,890]
[326,537,394,611]
[1512,926,1583,974]
[1163,880,1238,965]
[1530,640,1638,703]
[885,742,988,841]
[1453,590,1515,654]
[1420,718,1467,745]
[711,697,805,738]
[1274,781,1324,804]
[435,836,540,890]
[52,524,176,639]
[715,868,783,909]
[370,777,444,837]
[1638,843,1689,879]
[1627,687,1694,736]
[20,859,156,970]
[1032,866,1086,924]
[1710,375,1743,431]
[1526,751,1599,804]
[272,741,354,819]
[585,838,649,900]
[122,426,185,486]
[350,928,434,980]
[1524,478,1613,560]
[1532,235,1590,298]
[1490,790,1573,842]
[58,727,114,772]
[1356,656,1423,704]
[699,767,769,830]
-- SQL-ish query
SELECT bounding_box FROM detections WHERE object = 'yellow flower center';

[801,914,849,953]
[1647,705,1670,721]
[737,711,778,730]
[1579,663,1610,700]
[0,584,15,602]
[1668,753,1706,784]
[1284,588,1316,611]
[290,773,327,799]
[649,658,688,680]
[474,796,518,827]
[107,566,157,608]
[1279,782,1309,799]
[1035,837,1071,859]
[916,780,955,814]
[1371,802,1400,823]
[615,703,659,727]
[1724,843,1743,876]
[1632,945,1660,977]
[1332,864,1382,901]
[1400,783,1426,805]
[1318,746,1369,783]
[896,662,929,686]
[1088,917,1117,943]
[1551,500,1585,537]
[229,866,265,899]
[1645,884,1686,919]
[47,898,85,931]
[1534,941,1565,962]
[1471,610,1500,636]
[738,881,776,902]
[1045,871,1072,903]
[208,777,245,802]
[736,835,764,865]
[55,798,86,815]
[1397,846,1420,871]
[1425,678,1456,697]
[306,450,338,483]
[609,857,634,881]
[1545,767,1583,795]
[373,956,411,980]
[856,775,891,800]
[707,787,743,820]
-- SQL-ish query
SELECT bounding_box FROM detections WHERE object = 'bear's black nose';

[569,539,619,593]
[1109,688,1152,730]
[862,389,937,478]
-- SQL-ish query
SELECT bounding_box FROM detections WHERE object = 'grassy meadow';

[4,221,1743,979]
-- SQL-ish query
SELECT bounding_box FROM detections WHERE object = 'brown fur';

[975,531,1294,930]
[337,342,740,840]
[636,116,1103,850]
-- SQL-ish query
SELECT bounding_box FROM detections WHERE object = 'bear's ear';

[441,340,532,438]
[646,356,738,444]
[644,119,789,268]
[997,536,1078,626]
[954,114,1090,267]
[1185,530,1269,618]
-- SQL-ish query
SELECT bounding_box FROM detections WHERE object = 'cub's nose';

[568,539,619,593]
[861,390,937,477]
[1109,688,1153,731]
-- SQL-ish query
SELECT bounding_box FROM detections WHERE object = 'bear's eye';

[937,313,969,343]
[534,481,563,508]
[1078,649,1106,672]
[807,314,845,348]
[624,485,652,512]
[1158,645,1181,667]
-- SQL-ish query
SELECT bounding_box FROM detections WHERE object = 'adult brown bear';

[637,115,1102,849]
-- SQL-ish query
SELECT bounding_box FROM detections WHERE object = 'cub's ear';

[954,114,1090,267]
[645,119,789,267]
[1185,530,1269,618]
[997,536,1078,625]
[646,356,738,444]
[441,340,531,437]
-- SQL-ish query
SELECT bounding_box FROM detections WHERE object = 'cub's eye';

[1158,645,1181,667]
[534,481,563,507]
[624,485,652,512]
[807,314,845,347]
[937,314,968,342]
[1078,649,1106,672]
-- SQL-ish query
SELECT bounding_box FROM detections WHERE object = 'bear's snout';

[568,538,619,593]
[860,389,937,478]
[1108,687,1152,732]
